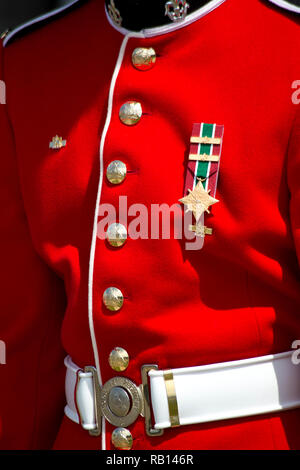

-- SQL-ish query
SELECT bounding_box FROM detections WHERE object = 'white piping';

[105,0,227,38]
[101,417,106,450]
[87,31,143,451]
[3,0,80,47]
[4,0,299,49]
[268,0,300,13]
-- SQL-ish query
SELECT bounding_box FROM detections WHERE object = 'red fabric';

[0,0,300,449]
[0,46,67,450]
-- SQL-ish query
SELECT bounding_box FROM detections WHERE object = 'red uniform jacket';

[0,0,300,450]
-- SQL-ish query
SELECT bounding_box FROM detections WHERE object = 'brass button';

[108,387,131,417]
[106,160,127,185]
[109,347,129,372]
[111,427,133,450]
[119,101,142,126]
[103,287,124,312]
[106,223,127,247]
[132,47,156,71]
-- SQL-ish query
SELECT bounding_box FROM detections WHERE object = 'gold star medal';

[180,123,224,240]
[179,178,219,221]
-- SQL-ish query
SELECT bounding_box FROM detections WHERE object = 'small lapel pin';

[49,135,67,149]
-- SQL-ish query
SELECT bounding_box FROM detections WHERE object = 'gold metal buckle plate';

[80,364,164,438]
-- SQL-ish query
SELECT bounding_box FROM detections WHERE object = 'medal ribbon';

[184,122,224,197]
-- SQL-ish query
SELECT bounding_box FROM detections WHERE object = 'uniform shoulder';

[262,0,300,44]
[1,0,299,48]
[1,0,86,47]
[267,0,300,14]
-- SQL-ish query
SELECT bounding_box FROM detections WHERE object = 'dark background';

[0,0,300,34]
[0,0,73,33]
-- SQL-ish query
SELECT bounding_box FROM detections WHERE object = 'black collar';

[105,0,212,31]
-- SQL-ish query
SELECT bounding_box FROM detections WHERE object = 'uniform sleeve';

[287,108,300,267]
[0,45,67,449]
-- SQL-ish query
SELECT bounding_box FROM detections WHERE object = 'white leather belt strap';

[64,351,300,433]
[149,351,300,429]
[64,356,98,430]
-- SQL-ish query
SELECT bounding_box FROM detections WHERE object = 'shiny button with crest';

[106,160,127,185]
[103,287,124,312]
[109,347,129,372]
[106,223,127,247]
[132,47,156,71]
[111,427,133,450]
[119,101,142,126]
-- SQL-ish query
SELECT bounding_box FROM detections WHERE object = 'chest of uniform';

[6,12,294,247]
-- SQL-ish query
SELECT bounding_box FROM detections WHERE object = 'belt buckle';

[81,364,164,437]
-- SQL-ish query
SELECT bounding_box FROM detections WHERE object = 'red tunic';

[0,0,299,450]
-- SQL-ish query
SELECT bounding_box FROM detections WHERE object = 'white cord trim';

[101,417,106,450]
[268,0,300,13]
[3,0,80,47]
[105,0,227,38]
[87,31,143,451]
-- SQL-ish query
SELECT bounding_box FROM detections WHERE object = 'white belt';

[64,351,300,436]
